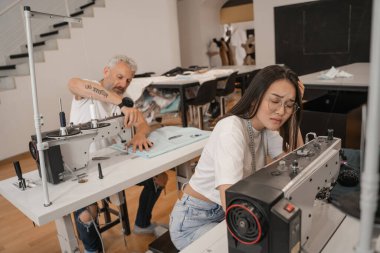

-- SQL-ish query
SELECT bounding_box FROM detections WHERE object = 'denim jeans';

[74,178,161,252]
[74,206,102,253]
[135,178,162,228]
[169,193,225,250]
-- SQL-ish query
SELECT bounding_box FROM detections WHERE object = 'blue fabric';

[160,96,180,113]
[111,126,210,158]
[169,194,225,250]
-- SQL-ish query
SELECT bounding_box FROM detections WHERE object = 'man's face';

[102,61,135,95]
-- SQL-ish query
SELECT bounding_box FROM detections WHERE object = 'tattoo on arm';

[84,83,92,89]
[92,87,108,98]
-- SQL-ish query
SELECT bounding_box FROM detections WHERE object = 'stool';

[216,71,238,116]
[99,191,130,235]
[149,231,179,253]
[186,79,217,129]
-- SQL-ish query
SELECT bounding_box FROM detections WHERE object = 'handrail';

[0,0,22,16]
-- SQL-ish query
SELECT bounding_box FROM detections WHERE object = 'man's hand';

[127,132,153,152]
[121,107,141,127]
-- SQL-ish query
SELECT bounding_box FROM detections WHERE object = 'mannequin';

[207,39,221,67]
[241,34,256,65]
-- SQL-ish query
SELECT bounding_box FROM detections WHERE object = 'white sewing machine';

[28,115,132,184]
[224,134,344,253]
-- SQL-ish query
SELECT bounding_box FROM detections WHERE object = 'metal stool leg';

[220,96,226,116]
[197,106,204,129]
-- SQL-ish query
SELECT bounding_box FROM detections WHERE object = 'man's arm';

[68,78,122,105]
[68,78,138,127]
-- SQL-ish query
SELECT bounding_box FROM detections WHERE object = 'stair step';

[70,10,84,17]
[53,22,69,28]
[7,51,45,65]
[40,30,59,38]
[0,65,16,70]
[10,53,28,59]
[80,1,96,10]
[21,40,58,54]
[36,27,70,42]
[93,0,105,7]
[0,63,29,76]
[0,76,16,91]
[25,41,46,48]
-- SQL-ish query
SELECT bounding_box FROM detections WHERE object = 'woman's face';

[252,79,297,131]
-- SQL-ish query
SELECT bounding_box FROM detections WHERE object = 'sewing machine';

[29,115,132,184]
[225,133,343,253]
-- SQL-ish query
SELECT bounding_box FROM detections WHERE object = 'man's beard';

[113,87,126,95]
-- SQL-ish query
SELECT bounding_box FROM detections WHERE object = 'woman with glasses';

[169,65,304,250]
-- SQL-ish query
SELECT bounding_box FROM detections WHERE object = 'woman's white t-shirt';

[189,115,283,205]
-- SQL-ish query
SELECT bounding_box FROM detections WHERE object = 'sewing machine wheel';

[29,141,39,161]
[46,128,81,138]
[226,200,268,244]
[79,122,110,130]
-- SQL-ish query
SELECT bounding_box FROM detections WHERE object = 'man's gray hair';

[107,55,137,72]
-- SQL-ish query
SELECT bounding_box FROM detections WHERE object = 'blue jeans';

[169,193,225,250]
[74,206,102,253]
[135,178,162,227]
[74,178,161,251]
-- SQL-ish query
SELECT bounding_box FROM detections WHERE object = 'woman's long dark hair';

[225,65,302,152]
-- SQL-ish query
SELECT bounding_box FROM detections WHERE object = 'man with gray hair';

[68,55,166,253]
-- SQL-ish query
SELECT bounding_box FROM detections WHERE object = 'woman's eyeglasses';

[268,98,300,114]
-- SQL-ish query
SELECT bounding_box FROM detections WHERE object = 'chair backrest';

[244,69,261,90]
[134,72,155,78]
[187,80,217,106]
[218,71,238,96]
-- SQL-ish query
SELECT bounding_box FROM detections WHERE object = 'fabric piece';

[111,126,210,158]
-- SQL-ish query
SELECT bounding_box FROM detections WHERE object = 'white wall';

[254,0,317,67]
[0,0,180,160]
[177,0,226,67]
[177,0,256,67]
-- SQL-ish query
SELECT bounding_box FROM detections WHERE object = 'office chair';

[186,79,217,129]
[216,71,238,116]
[236,69,260,95]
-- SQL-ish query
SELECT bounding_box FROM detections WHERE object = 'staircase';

[0,0,105,91]
[0,0,181,161]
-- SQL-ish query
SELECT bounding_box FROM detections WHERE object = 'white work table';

[180,212,372,253]
[214,65,260,75]
[0,137,208,252]
[299,62,369,91]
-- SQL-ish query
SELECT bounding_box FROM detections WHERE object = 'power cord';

[104,197,129,249]
[88,207,106,253]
